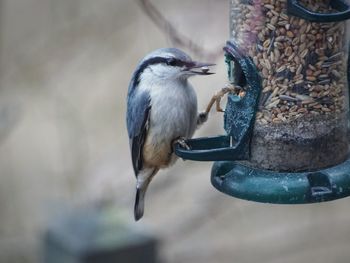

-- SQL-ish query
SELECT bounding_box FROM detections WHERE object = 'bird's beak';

[184,61,215,75]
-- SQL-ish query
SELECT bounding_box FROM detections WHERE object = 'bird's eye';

[167,58,177,66]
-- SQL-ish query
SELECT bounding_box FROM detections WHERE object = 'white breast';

[139,78,198,167]
[149,78,197,138]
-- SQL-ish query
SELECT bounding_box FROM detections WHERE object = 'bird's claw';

[216,105,225,113]
[173,137,191,151]
[205,84,239,114]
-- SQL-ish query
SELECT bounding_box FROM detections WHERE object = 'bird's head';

[134,48,215,84]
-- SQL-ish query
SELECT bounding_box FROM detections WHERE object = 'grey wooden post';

[43,207,158,263]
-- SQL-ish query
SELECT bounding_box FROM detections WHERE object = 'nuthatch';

[126,48,214,221]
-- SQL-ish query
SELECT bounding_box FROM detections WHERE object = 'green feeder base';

[211,157,350,204]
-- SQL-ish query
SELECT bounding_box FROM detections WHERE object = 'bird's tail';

[134,187,146,221]
[134,168,158,221]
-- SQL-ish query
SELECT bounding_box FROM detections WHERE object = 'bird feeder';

[175,0,350,203]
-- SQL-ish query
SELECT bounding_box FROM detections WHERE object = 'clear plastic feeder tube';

[230,0,349,171]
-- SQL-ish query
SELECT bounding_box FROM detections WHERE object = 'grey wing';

[126,90,151,177]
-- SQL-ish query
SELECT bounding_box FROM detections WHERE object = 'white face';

[137,51,213,84]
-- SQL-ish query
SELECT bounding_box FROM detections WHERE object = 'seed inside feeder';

[230,0,349,172]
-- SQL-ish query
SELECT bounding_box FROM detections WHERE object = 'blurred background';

[1,0,350,262]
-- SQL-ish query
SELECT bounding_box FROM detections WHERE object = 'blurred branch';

[137,0,223,61]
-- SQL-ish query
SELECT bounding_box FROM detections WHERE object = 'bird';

[126,48,214,221]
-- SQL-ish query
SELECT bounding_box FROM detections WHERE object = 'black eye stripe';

[166,58,187,67]
[167,58,177,66]
[132,56,192,88]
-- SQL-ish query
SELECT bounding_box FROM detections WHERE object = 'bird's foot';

[173,137,191,151]
[205,84,241,113]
